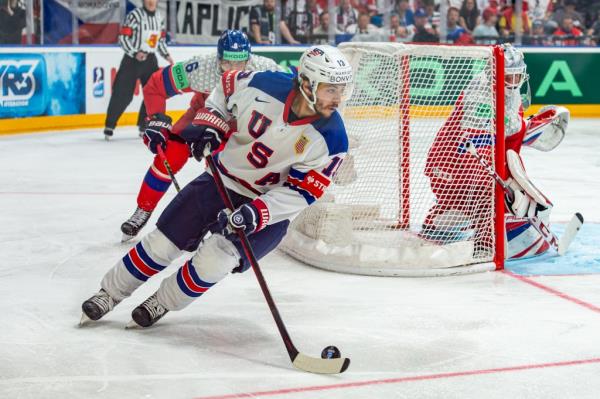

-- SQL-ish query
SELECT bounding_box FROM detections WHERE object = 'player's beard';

[314,99,339,118]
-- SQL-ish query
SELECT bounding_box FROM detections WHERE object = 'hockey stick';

[464,141,583,255]
[156,146,181,192]
[204,147,350,374]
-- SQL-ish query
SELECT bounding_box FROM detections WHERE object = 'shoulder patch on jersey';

[310,111,348,156]
[171,63,189,90]
[248,71,294,104]
[294,134,310,154]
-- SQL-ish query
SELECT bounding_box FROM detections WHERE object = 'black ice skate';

[127,292,169,328]
[80,289,120,325]
[104,127,114,141]
[120,207,152,242]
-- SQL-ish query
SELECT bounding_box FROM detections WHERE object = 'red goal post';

[279,43,506,277]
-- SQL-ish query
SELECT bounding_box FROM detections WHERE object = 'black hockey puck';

[321,345,341,359]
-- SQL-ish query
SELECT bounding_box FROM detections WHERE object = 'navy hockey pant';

[156,172,290,272]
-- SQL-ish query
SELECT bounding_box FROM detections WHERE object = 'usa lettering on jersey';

[204,70,349,226]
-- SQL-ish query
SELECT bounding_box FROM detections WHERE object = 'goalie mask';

[502,44,531,133]
[298,45,354,112]
[502,44,528,91]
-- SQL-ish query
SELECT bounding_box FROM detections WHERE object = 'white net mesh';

[280,43,501,277]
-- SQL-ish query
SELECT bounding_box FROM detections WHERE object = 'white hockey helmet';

[502,44,528,90]
[298,45,354,110]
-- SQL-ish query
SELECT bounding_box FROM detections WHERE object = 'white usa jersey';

[205,70,348,230]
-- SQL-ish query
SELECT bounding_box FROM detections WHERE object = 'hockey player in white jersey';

[121,30,284,241]
[81,45,353,328]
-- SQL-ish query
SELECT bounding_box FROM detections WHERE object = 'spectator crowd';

[2,0,600,47]
[246,0,600,46]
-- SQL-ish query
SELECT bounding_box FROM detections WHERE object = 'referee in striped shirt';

[104,0,174,140]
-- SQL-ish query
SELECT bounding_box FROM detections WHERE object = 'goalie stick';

[464,141,583,256]
[156,146,181,192]
[203,147,350,374]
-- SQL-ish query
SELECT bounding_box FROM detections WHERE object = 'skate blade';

[125,319,142,329]
[121,233,135,243]
[104,135,111,141]
[79,313,92,326]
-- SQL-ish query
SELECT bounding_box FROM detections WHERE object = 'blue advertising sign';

[0,54,48,118]
[0,52,86,118]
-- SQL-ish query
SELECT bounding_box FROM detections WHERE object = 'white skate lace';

[129,208,151,228]
[91,290,116,313]
[142,294,167,320]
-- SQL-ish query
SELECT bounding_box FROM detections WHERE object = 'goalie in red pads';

[423,44,569,260]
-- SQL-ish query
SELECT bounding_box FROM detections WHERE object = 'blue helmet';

[217,30,251,62]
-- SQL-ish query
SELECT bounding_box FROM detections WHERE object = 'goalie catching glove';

[181,108,231,161]
[143,113,173,154]
[504,149,553,218]
[523,105,569,152]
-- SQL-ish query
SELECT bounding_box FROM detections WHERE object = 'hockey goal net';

[279,43,506,277]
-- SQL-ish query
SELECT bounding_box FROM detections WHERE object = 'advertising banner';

[525,52,593,105]
[170,0,261,44]
[0,52,85,118]
[254,49,600,108]
[3,46,599,123]
[85,49,192,115]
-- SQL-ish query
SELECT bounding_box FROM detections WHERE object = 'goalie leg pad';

[506,215,551,260]
[101,229,183,301]
[506,149,553,218]
[156,234,240,311]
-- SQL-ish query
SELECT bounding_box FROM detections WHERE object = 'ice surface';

[1,121,600,399]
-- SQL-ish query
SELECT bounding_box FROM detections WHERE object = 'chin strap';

[298,78,318,112]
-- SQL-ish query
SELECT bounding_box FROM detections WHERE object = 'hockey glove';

[216,199,270,239]
[143,113,173,154]
[217,204,259,238]
[181,108,231,161]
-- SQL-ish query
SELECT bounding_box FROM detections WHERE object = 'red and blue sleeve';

[143,64,194,116]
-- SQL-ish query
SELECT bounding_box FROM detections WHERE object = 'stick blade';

[558,213,584,256]
[292,352,350,374]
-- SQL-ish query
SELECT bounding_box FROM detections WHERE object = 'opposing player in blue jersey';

[81,45,354,328]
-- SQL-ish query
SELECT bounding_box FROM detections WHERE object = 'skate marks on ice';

[2,123,600,398]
